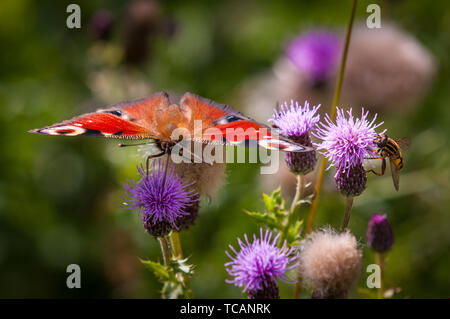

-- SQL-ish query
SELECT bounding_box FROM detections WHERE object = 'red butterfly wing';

[29,92,170,140]
[180,92,311,152]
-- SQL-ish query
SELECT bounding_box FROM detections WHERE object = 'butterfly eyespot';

[39,125,88,136]
[225,115,242,122]
[56,129,75,134]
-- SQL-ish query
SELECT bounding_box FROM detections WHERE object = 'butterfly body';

[29,92,312,155]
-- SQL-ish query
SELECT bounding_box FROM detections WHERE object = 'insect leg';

[145,151,166,176]
[366,157,386,176]
[161,144,172,190]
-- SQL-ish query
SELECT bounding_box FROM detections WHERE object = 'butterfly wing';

[179,92,312,152]
[29,92,170,140]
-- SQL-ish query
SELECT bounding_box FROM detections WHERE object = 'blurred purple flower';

[314,108,384,196]
[270,100,320,175]
[122,160,198,237]
[286,30,341,82]
[367,214,394,253]
[225,228,298,299]
[89,10,114,41]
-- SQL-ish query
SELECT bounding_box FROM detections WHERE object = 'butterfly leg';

[145,151,166,176]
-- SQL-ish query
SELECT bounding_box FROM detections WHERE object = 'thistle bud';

[367,214,394,253]
[247,278,280,299]
[89,10,114,41]
[336,163,367,197]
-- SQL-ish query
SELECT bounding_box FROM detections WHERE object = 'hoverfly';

[367,134,411,191]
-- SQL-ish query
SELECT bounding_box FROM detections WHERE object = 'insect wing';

[389,159,400,191]
[180,92,312,152]
[29,92,170,140]
[395,137,411,152]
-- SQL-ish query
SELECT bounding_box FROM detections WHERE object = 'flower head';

[270,100,321,137]
[314,108,384,196]
[122,160,198,237]
[89,10,114,41]
[300,228,362,299]
[286,30,341,82]
[343,24,435,112]
[225,228,298,299]
[270,100,320,175]
[367,214,394,253]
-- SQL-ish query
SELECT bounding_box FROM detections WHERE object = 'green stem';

[290,174,304,216]
[170,231,183,258]
[281,174,304,245]
[305,0,358,234]
[290,174,305,299]
[375,252,385,299]
[341,196,354,230]
[293,273,303,299]
[169,232,194,299]
[158,236,171,266]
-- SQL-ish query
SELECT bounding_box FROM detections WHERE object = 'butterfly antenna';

[118,141,156,148]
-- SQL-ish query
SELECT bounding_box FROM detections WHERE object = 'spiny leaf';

[139,258,171,281]
[270,187,286,214]
[262,193,274,212]
[286,220,303,245]
[244,210,279,227]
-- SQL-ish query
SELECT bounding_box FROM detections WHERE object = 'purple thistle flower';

[89,10,114,41]
[367,214,394,253]
[225,228,298,299]
[286,30,341,83]
[314,108,385,196]
[270,100,321,137]
[122,160,198,237]
[270,100,320,175]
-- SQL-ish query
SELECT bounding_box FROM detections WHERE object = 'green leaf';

[270,187,286,215]
[286,220,303,245]
[262,193,274,212]
[139,258,170,281]
[244,210,279,228]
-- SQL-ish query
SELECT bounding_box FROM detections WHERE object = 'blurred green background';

[0,0,449,298]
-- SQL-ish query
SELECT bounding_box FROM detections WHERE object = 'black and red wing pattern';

[180,92,312,152]
[29,92,170,140]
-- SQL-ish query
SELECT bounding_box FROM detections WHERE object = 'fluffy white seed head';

[300,228,362,298]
